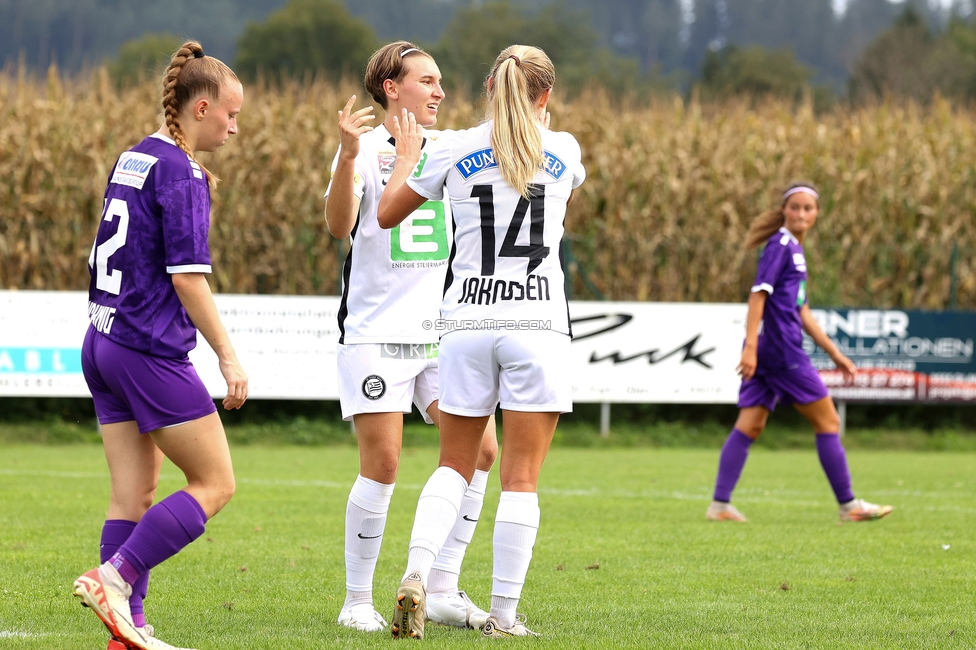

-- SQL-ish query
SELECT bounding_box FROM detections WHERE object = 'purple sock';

[101,519,149,627]
[816,433,855,504]
[111,491,208,586]
[713,428,754,502]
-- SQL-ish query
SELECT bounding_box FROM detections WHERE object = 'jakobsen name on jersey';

[457,275,551,305]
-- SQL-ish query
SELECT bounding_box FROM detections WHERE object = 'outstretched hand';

[337,95,375,158]
[392,108,423,167]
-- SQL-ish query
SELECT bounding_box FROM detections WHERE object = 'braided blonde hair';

[161,41,238,188]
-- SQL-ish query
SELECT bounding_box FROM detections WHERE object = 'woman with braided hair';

[72,41,246,650]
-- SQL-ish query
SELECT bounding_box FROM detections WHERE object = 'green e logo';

[412,153,428,178]
[391,200,449,261]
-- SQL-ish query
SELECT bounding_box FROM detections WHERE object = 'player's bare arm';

[800,304,857,379]
[738,291,767,381]
[325,95,374,239]
[172,272,249,409]
[377,109,426,229]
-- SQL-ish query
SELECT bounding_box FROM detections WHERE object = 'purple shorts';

[82,327,216,433]
[737,362,829,411]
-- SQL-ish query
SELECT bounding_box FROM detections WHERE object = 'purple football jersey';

[87,133,212,358]
[751,227,809,372]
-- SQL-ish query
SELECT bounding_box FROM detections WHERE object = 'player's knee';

[110,484,157,519]
[221,475,237,504]
[200,474,236,515]
[477,442,497,469]
[361,455,399,484]
[740,423,764,440]
[819,415,841,433]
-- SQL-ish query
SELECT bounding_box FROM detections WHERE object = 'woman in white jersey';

[378,44,585,639]
[324,41,498,633]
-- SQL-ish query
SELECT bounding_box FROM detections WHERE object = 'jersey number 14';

[471,183,550,276]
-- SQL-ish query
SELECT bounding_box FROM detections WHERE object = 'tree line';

[2,0,976,104]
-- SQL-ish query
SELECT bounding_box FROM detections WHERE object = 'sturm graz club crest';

[362,375,386,400]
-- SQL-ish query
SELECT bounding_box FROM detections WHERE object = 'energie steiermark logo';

[390,201,448,262]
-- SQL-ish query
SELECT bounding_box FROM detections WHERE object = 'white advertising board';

[0,291,746,403]
[0,291,92,397]
[568,301,745,403]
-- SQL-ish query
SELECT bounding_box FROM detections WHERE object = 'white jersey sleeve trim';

[751,283,774,295]
[407,135,452,200]
[563,132,586,189]
[572,164,586,189]
[406,176,442,200]
[167,264,213,274]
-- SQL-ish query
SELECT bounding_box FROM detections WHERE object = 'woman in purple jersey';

[73,41,247,650]
[707,182,893,524]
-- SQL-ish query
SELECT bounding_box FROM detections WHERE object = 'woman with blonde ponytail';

[706,182,893,526]
[73,41,246,650]
[323,40,497,635]
[379,44,585,639]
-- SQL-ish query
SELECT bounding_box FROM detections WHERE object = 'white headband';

[783,186,819,201]
[400,48,420,57]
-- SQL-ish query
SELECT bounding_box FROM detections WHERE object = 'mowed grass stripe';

[0,444,972,649]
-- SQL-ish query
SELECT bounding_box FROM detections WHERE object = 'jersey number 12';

[88,198,130,295]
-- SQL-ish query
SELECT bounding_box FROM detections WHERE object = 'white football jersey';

[325,124,453,343]
[407,121,585,335]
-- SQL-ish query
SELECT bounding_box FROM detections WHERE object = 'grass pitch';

[0,442,973,649]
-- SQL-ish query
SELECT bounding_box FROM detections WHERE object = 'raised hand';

[337,95,375,158]
[392,108,423,168]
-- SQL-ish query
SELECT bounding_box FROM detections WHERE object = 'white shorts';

[438,329,572,416]
[337,343,439,423]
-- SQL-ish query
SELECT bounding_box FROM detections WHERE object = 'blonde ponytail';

[486,45,554,198]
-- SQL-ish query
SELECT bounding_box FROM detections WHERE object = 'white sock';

[490,491,540,628]
[343,475,394,608]
[429,469,489,594]
[491,595,520,628]
[402,466,468,584]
